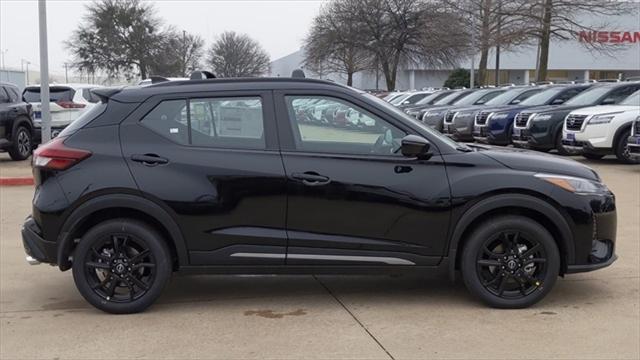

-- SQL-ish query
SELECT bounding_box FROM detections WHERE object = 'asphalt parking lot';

[1,154,638,360]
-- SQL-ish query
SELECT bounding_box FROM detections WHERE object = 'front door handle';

[131,154,169,166]
[291,172,331,186]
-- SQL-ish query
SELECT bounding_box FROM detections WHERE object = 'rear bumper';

[22,216,57,265]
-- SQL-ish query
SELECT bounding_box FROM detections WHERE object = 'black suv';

[0,82,34,160]
[22,74,617,313]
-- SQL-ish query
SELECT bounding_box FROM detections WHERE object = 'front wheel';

[72,219,172,314]
[8,125,32,161]
[461,215,560,308]
[614,128,640,164]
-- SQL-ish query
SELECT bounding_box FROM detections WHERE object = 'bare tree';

[311,0,469,90]
[444,0,532,85]
[149,29,204,77]
[509,0,635,81]
[304,1,373,86]
[207,32,270,78]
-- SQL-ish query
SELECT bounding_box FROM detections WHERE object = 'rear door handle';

[291,172,331,186]
[131,154,169,166]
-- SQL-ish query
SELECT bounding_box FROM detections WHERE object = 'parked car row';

[0,82,101,160]
[388,81,640,164]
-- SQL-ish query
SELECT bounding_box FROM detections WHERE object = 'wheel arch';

[612,121,633,149]
[56,194,188,271]
[447,193,574,280]
[11,115,33,135]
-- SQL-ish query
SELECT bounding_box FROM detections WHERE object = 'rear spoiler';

[91,87,124,103]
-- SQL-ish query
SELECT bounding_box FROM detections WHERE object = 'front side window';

[0,88,9,103]
[285,96,406,156]
[140,96,265,149]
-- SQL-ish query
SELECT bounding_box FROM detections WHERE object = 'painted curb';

[0,177,35,186]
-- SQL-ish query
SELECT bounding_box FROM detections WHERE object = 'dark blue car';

[473,85,592,146]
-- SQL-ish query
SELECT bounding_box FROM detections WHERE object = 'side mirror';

[511,99,521,104]
[551,98,565,105]
[601,98,615,105]
[401,135,432,159]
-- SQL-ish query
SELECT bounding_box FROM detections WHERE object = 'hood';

[522,104,589,115]
[568,104,640,116]
[471,145,599,181]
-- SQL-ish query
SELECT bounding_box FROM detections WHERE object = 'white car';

[22,83,102,141]
[137,77,188,86]
[562,90,640,163]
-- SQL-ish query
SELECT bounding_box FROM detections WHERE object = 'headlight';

[491,113,509,120]
[535,173,609,194]
[533,114,552,121]
[588,112,622,125]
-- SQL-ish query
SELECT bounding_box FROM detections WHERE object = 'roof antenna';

[190,71,217,80]
[291,69,305,78]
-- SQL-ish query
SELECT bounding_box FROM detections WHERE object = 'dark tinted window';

[23,86,75,103]
[603,85,640,104]
[189,97,265,149]
[57,103,108,138]
[140,97,266,149]
[140,100,189,145]
[7,87,20,102]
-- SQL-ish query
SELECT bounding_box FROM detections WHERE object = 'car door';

[274,90,451,266]
[0,87,10,125]
[120,90,288,265]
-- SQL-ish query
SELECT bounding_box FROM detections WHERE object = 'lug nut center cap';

[507,260,518,270]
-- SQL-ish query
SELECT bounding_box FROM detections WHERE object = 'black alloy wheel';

[461,216,560,308]
[615,128,640,164]
[8,125,32,161]
[73,219,171,314]
[476,231,547,299]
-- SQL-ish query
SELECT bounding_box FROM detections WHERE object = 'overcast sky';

[0,0,327,76]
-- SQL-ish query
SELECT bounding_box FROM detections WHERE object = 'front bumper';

[22,216,57,265]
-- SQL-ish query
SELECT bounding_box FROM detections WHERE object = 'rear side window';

[140,97,265,149]
[57,103,108,137]
[23,86,75,103]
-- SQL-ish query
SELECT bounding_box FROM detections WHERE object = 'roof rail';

[149,76,170,84]
[596,79,621,83]
[190,71,216,80]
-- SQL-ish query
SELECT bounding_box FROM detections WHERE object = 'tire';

[8,124,32,161]
[614,128,640,164]
[460,215,560,309]
[72,219,172,314]
[555,130,570,156]
[582,153,605,160]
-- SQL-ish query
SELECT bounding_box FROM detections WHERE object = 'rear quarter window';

[57,103,107,137]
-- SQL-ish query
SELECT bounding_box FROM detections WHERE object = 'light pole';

[38,0,52,143]
[64,62,69,83]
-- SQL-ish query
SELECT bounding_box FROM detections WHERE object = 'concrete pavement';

[1,158,638,359]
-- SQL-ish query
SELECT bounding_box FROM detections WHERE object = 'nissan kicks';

[22,73,617,313]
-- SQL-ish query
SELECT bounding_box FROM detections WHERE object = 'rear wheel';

[614,128,640,164]
[72,219,171,314]
[8,125,32,161]
[461,215,560,308]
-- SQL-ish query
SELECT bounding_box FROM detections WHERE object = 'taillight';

[33,137,91,170]
[56,100,86,109]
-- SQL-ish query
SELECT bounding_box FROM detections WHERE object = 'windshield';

[414,91,447,105]
[364,93,463,151]
[520,87,565,105]
[453,89,504,106]
[565,86,611,106]
[620,90,640,106]
[390,93,411,105]
[434,91,471,105]
[484,88,537,105]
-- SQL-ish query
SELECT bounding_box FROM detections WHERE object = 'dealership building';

[270,12,640,90]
